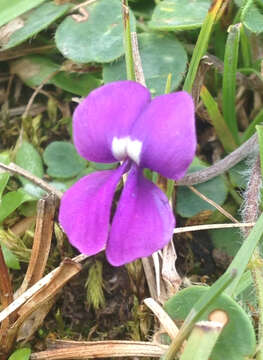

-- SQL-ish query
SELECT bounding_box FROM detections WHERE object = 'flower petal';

[59,162,129,255]
[73,81,151,163]
[130,91,196,179]
[106,165,175,266]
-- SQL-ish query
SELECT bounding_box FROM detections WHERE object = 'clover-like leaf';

[103,33,187,97]
[149,0,211,31]
[43,141,87,179]
[55,0,135,63]
[165,286,256,360]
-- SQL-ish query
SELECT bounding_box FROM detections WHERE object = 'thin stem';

[241,156,263,360]
[122,0,135,81]
[178,133,258,185]
[0,162,63,199]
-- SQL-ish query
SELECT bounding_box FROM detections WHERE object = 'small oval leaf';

[55,0,135,63]
[149,0,211,31]
[165,286,256,360]
[43,141,87,179]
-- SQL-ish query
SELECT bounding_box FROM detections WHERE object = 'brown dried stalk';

[30,341,167,359]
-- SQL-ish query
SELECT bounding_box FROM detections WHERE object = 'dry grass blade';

[188,185,238,223]
[173,222,255,234]
[0,254,89,324]
[18,194,57,295]
[144,298,179,339]
[0,162,63,198]
[31,341,167,359]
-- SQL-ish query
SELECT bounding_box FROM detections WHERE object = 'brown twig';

[18,194,57,295]
[188,185,239,223]
[30,341,167,359]
[0,254,88,324]
[0,247,15,333]
[0,162,63,199]
[178,133,258,185]
[131,32,146,86]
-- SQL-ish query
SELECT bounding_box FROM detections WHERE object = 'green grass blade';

[122,0,135,81]
[200,85,237,152]
[225,212,263,296]
[163,271,235,360]
[179,321,223,360]
[242,109,263,142]
[222,23,241,144]
[183,0,224,93]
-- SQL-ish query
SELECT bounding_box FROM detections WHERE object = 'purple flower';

[59,81,196,266]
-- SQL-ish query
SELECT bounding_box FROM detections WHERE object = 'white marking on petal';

[112,136,142,165]
[127,138,142,165]
[112,136,129,160]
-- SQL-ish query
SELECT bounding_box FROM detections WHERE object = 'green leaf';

[149,0,211,31]
[183,0,224,93]
[15,141,45,198]
[8,348,31,360]
[165,286,256,360]
[103,33,187,97]
[55,0,135,63]
[222,24,241,144]
[0,0,46,28]
[43,141,86,179]
[15,141,44,186]
[0,152,10,200]
[200,86,237,152]
[2,2,71,50]
[228,160,248,188]
[0,189,33,223]
[10,55,60,88]
[1,243,20,270]
[176,164,228,218]
[225,212,263,296]
[242,0,263,34]
[52,72,101,96]
[209,227,242,257]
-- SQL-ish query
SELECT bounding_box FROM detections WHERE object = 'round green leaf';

[176,165,228,218]
[2,2,71,50]
[242,1,263,34]
[165,286,256,360]
[149,0,211,31]
[103,33,187,97]
[209,228,241,257]
[10,55,60,88]
[43,141,86,179]
[55,0,135,63]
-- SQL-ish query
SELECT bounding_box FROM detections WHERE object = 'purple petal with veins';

[106,164,175,266]
[73,81,151,163]
[130,91,196,179]
[59,161,129,255]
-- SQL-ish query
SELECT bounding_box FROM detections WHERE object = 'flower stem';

[242,156,263,360]
[122,0,135,81]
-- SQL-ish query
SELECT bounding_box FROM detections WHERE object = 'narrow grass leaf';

[183,0,224,93]
[222,23,241,144]
[225,212,263,296]
[200,85,237,152]
[242,109,263,142]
